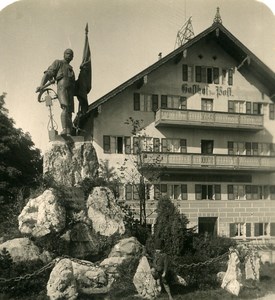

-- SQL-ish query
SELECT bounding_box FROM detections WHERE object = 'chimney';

[158,52,162,60]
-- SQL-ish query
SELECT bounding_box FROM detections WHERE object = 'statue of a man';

[36,49,75,136]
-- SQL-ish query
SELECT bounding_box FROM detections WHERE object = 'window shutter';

[246,185,252,200]
[252,143,258,156]
[125,184,133,201]
[195,184,202,200]
[228,69,233,85]
[162,139,168,152]
[228,185,234,200]
[269,104,275,120]
[182,64,188,81]
[253,103,258,115]
[180,96,187,110]
[228,141,234,155]
[161,95,167,108]
[124,137,131,154]
[246,102,251,114]
[133,93,140,111]
[213,67,219,84]
[181,184,187,200]
[215,185,221,200]
[254,223,260,237]
[103,136,111,153]
[228,101,234,113]
[229,223,236,237]
[153,138,160,152]
[195,66,202,82]
[246,223,251,237]
[201,67,207,83]
[245,142,252,156]
[270,223,275,236]
[152,94,159,112]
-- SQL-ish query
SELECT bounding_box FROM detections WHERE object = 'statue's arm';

[35,60,60,93]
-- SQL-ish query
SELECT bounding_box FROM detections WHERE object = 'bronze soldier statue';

[36,49,75,136]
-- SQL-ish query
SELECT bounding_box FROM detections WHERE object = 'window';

[125,184,140,201]
[253,103,263,115]
[168,184,188,200]
[195,66,220,84]
[182,65,193,82]
[133,93,158,112]
[245,185,261,200]
[201,99,213,111]
[195,184,221,200]
[254,223,269,237]
[133,137,154,154]
[228,101,245,113]
[201,140,214,154]
[103,136,131,154]
[161,138,187,153]
[154,184,168,200]
[229,223,251,238]
[270,104,275,120]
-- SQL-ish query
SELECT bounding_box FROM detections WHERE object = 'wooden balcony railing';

[142,152,275,171]
[155,109,264,130]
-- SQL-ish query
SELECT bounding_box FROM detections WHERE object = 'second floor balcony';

[155,108,264,130]
[142,152,275,172]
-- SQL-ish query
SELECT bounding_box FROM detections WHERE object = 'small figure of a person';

[36,49,75,136]
[151,243,173,300]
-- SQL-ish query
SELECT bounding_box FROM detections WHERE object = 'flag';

[76,23,92,114]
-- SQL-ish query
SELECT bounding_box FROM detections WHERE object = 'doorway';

[198,217,218,236]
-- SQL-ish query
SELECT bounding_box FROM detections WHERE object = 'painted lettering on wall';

[182,84,233,97]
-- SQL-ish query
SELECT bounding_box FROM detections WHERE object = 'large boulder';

[133,256,160,299]
[108,237,143,258]
[87,187,125,236]
[47,258,78,300]
[0,237,52,263]
[18,189,66,237]
[43,141,99,187]
[47,258,114,300]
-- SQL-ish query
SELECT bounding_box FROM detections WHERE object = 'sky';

[1,0,275,153]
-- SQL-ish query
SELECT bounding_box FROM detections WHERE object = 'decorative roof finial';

[213,7,222,24]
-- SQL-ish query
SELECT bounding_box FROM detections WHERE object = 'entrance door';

[198,217,218,236]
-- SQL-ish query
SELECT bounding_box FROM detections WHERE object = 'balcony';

[155,109,264,130]
[142,152,275,171]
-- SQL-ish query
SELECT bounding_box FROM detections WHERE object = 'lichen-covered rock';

[100,256,127,276]
[18,189,66,237]
[108,237,143,258]
[221,248,242,296]
[43,141,98,187]
[0,237,52,263]
[87,187,125,236]
[47,258,78,300]
[133,256,160,299]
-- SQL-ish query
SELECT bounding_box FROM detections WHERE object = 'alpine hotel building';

[81,14,275,241]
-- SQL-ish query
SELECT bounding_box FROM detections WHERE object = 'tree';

[152,196,194,257]
[119,117,165,226]
[0,93,43,203]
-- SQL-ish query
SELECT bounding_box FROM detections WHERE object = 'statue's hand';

[35,86,41,93]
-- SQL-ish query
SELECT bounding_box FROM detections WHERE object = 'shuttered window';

[133,93,140,111]
[228,185,234,200]
[182,64,188,81]
[246,102,251,114]
[195,184,202,200]
[152,94,159,112]
[103,136,111,153]
[270,104,275,120]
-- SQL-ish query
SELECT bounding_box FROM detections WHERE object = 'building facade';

[81,19,275,241]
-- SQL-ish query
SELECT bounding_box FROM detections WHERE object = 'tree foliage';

[0,93,43,203]
[151,196,195,257]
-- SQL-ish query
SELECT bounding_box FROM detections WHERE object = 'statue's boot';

[60,109,68,136]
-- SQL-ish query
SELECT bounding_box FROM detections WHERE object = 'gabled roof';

[87,22,275,113]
